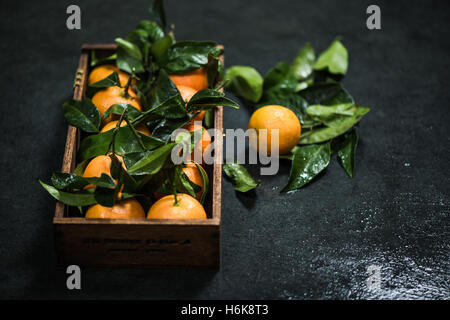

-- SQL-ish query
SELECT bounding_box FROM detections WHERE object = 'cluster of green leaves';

[224,38,370,192]
[41,0,239,210]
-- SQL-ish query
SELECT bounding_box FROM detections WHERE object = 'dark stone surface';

[0,0,449,299]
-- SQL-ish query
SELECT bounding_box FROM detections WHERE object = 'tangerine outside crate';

[53,44,222,267]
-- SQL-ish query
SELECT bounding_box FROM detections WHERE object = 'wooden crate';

[53,44,222,267]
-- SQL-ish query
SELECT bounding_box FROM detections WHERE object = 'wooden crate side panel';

[54,223,220,267]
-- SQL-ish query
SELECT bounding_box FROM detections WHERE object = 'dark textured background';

[0,0,449,299]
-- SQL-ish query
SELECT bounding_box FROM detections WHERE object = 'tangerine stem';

[122,72,134,99]
[124,116,146,150]
[107,109,127,155]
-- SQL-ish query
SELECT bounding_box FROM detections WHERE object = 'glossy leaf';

[86,73,122,98]
[127,143,176,175]
[187,89,239,109]
[78,127,163,161]
[62,98,100,133]
[263,62,297,100]
[102,104,142,121]
[151,34,175,61]
[281,143,331,192]
[73,160,89,176]
[51,172,115,191]
[126,29,150,63]
[207,51,223,89]
[314,39,348,75]
[115,38,145,74]
[39,180,97,207]
[224,66,263,102]
[203,109,214,128]
[146,115,193,142]
[148,0,166,29]
[90,51,117,67]
[298,106,369,144]
[223,162,259,192]
[291,43,315,80]
[89,71,120,88]
[142,69,181,110]
[85,72,121,98]
[333,129,358,178]
[160,41,218,74]
[306,103,355,124]
[173,166,200,199]
[195,162,209,205]
[299,82,354,106]
[137,20,165,42]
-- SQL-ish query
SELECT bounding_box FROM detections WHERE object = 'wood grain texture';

[53,44,223,267]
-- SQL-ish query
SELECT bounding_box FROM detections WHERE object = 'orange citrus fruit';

[177,85,205,122]
[88,64,133,87]
[91,86,141,123]
[183,123,211,162]
[169,67,208,91]
[248,105,301,155]
[86,198,145,219]
[147,194,206,219]
[100,120,151,136]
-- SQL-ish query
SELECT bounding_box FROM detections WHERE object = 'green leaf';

[332,129,358,178]
[281,143,331,192]
[151,34,175,61]
[90,71,120,88]
[93,187,117,207]
[173,166,199,199]
[298,106,369,144]
[160,41,218,74]
[187,89,239,109]
[125,29,150,64]
[299,82,354,106]
[263,62,298,100]
[291,43,315,80]
[102,104,142,121]
[146,115,193,142]
[51,172,115,191]
[314,39,348,75]
[137,20,165,42]
[90,51,117,67]
[127,143,176,175]
[223,162,259,192]
[85,72,121,98]
[78,127,163,161]
[115,38,145,74]
[142,69,181,110]
[148,0,166,29]
[207,51,223,89]
[62,98,100,133]
[306,103,355,125]
[224,66,263,103]
[40,180,98,207]
[203,109,214,128]
[73,160,89,176]
[195,162,209,205]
